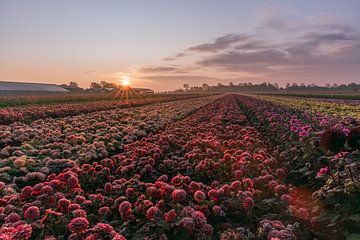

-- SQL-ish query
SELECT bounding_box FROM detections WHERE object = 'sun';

[121,77,130,87]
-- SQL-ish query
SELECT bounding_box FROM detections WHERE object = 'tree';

[202,83,209,91]
[90,82,101,89]
[69,81,79,88]
[183,83,190,92]
[100,81,117,89]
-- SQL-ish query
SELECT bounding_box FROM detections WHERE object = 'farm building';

[0,81,69,95]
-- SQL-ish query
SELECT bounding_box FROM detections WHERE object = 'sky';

[1,0,360,91]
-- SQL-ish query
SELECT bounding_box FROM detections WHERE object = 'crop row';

[0,93,195,108]
[263,93,360,101]
[0,96,219,185]
[253,94,360,120]
[0,94,211,125]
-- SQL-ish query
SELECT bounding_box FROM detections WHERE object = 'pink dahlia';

[68,217,89,234]
[68,203,81,212]
[212,205,221,215]
[194,190,206,202]
[274,184,287,195]
[234,170,243,180]
[171,175,183,186]
[92,223,115,237]
[20,186,33,199]
[164,209,177,222]
[179,217,195,232]
[189,181,200,192]
[72,209,87,218]
[24,206,40,221]
[207,189,220,202]
[5,212,20,223]
[171,189,187,203]
[13,224,33,239]
[192,211,207,227]
[57,198,70,213]
[98,207,111,216]
[126,188,135,198]
[146,206,159,220]
[243,197,255,210]
[118,201,133,221]
[316,166,329,178]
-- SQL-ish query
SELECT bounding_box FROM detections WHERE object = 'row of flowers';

[0,96,219,185]
[0,95,300,239]
[254,94,360,121]
[0,94,209,125]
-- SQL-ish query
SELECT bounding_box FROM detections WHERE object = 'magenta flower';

[316,166,329,178]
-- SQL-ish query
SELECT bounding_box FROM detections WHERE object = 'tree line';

[178,82,360,93]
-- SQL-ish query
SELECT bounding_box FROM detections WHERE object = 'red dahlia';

[171,189,187,203]
[68,217,89,234]
[24,206,40,221]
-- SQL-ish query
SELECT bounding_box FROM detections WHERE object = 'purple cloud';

[187,34,249,52]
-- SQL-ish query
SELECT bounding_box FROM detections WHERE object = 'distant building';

[104,87,116,92]
[0,81,69,95]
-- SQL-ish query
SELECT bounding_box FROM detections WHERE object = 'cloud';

[175,53,187,58]
[140,75,218,82]
[234,39,270,51]
[138,65,178,74]
[305,32,358,42]
[285,30,360,59]
[162,53,187,61]
[162,57,176,61]
[152,8,360,88]
[256,5,356,36]
[195,22,360,76]
[187,34,249,52]
[138,65,201,75]
[84,70,112,75]
[198,50,289,70]
[302,14,356,33]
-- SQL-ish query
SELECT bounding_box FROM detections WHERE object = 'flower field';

[0,94,359,239]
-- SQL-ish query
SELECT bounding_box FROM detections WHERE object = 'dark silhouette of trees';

[90,82,102,89]
[183,83,190,92]
[69,81,79,88]
[176,82,360,93]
